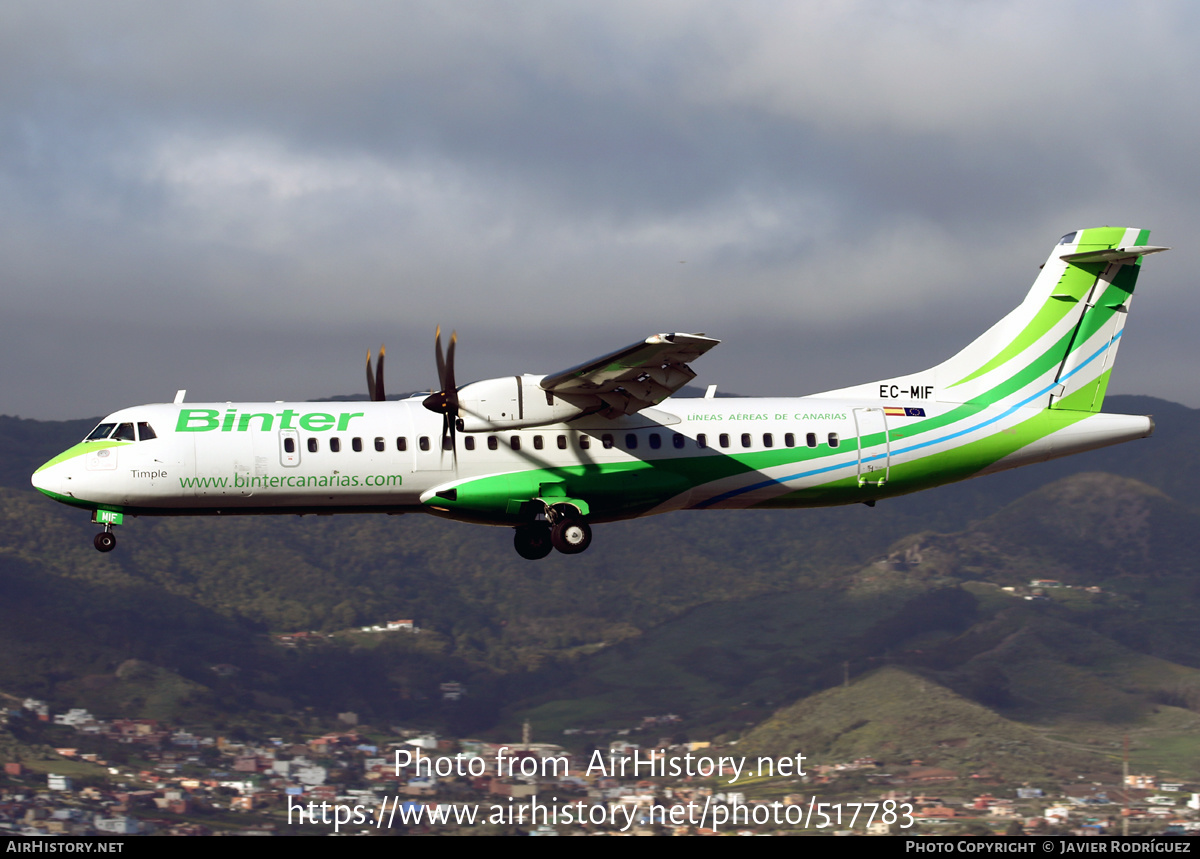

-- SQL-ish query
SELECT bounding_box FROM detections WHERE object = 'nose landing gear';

[90,510,123,553]
[94,529,116,552]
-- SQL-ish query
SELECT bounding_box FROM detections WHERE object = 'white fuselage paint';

[32,395,1152,522]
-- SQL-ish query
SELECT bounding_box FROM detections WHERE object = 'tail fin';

[812,228,1167,412]
[940,227,1167,411]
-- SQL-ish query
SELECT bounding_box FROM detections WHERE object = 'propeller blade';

[366,346,386,402]
[444,331,457,403]
[366,349,376,402]
[423,327,460,417]
[374,345,385,402]
[422,326,459,466]
[434,325,446,391]
[443,413,456,456]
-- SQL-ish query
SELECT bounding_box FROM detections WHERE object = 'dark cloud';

[2,1,1195,418]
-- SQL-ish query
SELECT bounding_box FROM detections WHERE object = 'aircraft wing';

[540,332,720,417]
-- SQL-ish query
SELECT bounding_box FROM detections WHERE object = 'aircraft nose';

[30,453,69,499]
[31,462,59,497]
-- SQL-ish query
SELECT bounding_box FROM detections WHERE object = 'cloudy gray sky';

[4,1,1196,419]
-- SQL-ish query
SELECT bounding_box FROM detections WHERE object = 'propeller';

[422,326,458,456]
[366,345,386,402]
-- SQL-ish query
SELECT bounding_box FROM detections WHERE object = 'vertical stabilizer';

[810,228,1167,412]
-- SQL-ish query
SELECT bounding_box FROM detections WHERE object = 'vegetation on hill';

[3,395,1199,779]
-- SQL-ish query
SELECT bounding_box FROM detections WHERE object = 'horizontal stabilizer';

[1060,245,1170,264]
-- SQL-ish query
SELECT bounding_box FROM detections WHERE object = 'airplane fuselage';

[32,394,1153,525]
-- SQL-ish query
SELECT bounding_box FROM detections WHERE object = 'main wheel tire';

[514,525,553,560]
[551,518,592,555]
[94,532,116,553]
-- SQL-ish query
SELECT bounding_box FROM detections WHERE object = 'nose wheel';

[94,529,116,553]
[89,511,123,553]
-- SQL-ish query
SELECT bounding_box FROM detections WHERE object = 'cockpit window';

[137,422,157,441]
[1058,231,1077,245]
[85,423,117,441]
[111,423,136,442]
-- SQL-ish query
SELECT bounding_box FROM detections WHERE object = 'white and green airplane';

[33,227,1167,559]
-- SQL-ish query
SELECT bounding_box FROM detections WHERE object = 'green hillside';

[3,396,1200,776]
[739,667,1122,783]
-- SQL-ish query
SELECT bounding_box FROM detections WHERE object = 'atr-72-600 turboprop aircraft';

[33,228,1167,559]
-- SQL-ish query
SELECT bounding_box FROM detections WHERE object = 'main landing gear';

[513,503,593,560]
[551,517,591,554]
[514,524,553,560]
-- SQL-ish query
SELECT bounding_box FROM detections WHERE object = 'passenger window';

[511,436,521,451]
[625,433,638,450]
[806,432,818,448]
[374,437,385,452]
[112,423,136,442]
[284,438,296,454]
[137,422,157,441]
[784,433,795,448]
[352,437,363,452]
[828,432,840,448]
[649,433,661,449]
[308,438,319,453]
[602,434,614,449]
[419,436,430,452]
[442,436,453,451]
[697,433,707,448]
[465,436,476,451]
[488,436,499,451]
[85,423,116,441]
[741,433,751,448]
[763,433,773,448]
[719,433,730,448]
[397,437,407,451]
[578,435,590,450]
[330,437,341,453]
[557,435,567,450]
[533,435,544,450]
[672,433,685,449]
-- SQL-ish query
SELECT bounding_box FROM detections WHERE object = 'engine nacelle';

[457,375,597,431]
